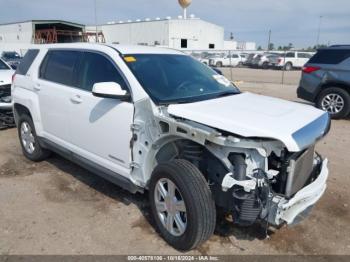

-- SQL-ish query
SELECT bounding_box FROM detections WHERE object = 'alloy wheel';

[20,121,35,154]
[154,178,187,236]
[321,93,345,114]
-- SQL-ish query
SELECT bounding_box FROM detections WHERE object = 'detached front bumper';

[269,159,329,226]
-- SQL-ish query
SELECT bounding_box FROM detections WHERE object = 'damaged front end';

[131,98,330,229]
[217,146,328,227]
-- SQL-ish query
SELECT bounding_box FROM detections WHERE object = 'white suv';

[12,43,330,251]
[271,51,314,70]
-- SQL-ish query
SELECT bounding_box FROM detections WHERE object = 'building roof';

[0,19,85,27]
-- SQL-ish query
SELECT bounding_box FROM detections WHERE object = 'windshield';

[124,54,240,104]
[0,59,10,70]
[3,52,20,59]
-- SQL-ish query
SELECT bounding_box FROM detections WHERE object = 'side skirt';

[38,137,142,194]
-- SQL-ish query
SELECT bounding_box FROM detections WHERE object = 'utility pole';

[267,30,271,51]
[316,16,323,47]
[94,0,98,43]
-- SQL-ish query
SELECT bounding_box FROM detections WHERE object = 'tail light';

[302,66,321,74]
[12,73,16,83]
[277,58,282,64]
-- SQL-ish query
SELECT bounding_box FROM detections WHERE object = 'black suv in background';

[297,46,350,119]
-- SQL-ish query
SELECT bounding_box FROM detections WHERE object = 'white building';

[86,17,225,50]
[0,20,85,54]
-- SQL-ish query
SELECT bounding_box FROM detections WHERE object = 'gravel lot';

[0,68,349,255]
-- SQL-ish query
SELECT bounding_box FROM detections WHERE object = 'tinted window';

[285,52,295,58]
[42,50,80,86]
[2,52,20,59]
[77,52,127,91]
[15,49,39,75]
[0,59,10,70]
[298,53,312,58]
[308,49,350,64]
[231,54,239,58]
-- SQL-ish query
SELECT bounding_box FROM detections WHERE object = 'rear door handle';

[70,95,83,104]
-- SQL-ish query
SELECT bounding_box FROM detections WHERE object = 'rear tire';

[17,114,51,161]
[284,62,293,71]
[149,159,216,251]
[216,62,223,67]
[316,87,350,119]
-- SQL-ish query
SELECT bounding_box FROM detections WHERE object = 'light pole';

[267,29,271,50]
[94,0,98,43]
[316,15,323,47]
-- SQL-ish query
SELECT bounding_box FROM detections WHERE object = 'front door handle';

[70,95,83,104]
[33,84,41,91]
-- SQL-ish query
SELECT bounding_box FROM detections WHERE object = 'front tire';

[216,62,223,67]
[149,159,216,251]
[18,114,51,161]
[316,87,350,119]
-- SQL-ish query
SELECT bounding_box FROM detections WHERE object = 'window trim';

[38,48,133,101]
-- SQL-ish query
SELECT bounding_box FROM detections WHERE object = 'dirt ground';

[0,68,349,255]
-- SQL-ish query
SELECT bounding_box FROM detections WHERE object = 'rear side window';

[308,49,350,64]
[40,50,80,86]
[77,52,127,91]
[298,53,312,59]
[285,52,295,58]
[15,49,39,75]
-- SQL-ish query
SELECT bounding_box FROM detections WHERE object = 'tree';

[288,43,294,50]
[257,46,263,50]
[268,43,275,51]
[277,46,283,51]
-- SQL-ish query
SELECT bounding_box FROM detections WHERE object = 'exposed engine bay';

[155,138,324,227]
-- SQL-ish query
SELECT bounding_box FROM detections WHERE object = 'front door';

[68,51,134,177]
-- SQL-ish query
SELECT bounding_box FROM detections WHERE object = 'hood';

[168,92,330,152]
[0,70,14,86]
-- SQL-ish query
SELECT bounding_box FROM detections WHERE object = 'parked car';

[1,51,21,69]
[0,58,14,110]
[244,53,259,67]
[270,51,314,70]
[297,45,350,119]
[252,53,279,69]
[13,44,330,251]
[199,53,222,65]
[209,53,244,67]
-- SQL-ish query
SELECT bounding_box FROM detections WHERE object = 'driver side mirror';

[92,82,131,101]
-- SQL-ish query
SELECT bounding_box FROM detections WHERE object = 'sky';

[0,0,349,48]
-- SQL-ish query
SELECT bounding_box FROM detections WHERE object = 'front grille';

[285,146,315,197]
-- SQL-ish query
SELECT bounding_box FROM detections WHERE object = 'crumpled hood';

[0,70,14,85]
[168,92,330,152]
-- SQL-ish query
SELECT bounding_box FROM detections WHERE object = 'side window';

[16,49,39,75]
[298,53,312,59]
[285,52,295,58]
[41,50,80,86]
[77,52,127,92]
[231,54,239,58]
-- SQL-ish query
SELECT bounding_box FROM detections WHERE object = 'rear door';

[68,50,134,177]
[36,49,81,143]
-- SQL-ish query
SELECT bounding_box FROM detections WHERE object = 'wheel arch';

[13,103,33,125]
[316,82,350,102]
[144,137,228,187]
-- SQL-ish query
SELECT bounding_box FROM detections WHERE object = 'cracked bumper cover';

[269,158,329,226]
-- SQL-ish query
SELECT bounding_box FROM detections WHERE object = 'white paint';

[168,92,325,152]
